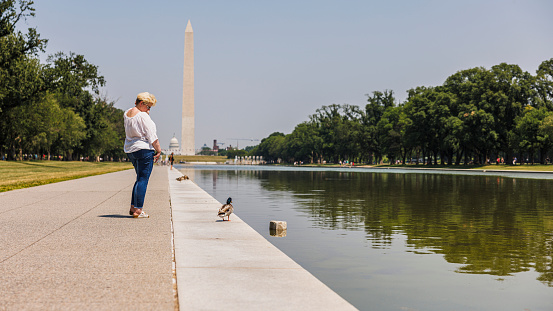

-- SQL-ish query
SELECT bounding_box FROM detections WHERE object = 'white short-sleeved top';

[123,108,158,153]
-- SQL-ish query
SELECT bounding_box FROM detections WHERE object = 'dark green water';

[180,166,553,311]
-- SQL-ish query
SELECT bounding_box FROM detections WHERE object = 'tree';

[253,59,553,166]
[44,52,105,118]
[377,105,406,164]
[362,90,396,164]
[310,104,342,163]
[0,0,46,111]
[55,105,86,160]
[226,148,247,159]
[253,132,286,163]
[198,145,216,156]
[535,58,553,110]
[0,1,128,161]
[459,106,497,164]
[286,122,322,163]
[43,53,126,160]
[44,52,105,97]
[441,65,535,164]
[0,0,47,158]
[404,87,435,165]
[539,114,553,163]
[3,95,76,160]
[0,56,45,159]
[82,99,124,161]
[514,107,553,164]
[490,64,535,160]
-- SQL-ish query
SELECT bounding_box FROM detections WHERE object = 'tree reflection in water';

[200,169,553,287]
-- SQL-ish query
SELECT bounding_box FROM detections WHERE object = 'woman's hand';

[152,139,161,163]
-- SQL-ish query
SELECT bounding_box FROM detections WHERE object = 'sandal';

[134,211,149,218]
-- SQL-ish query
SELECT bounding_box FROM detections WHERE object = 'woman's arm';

[152,139,162,163]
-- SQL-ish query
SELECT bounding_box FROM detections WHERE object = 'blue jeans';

[127,149,155,209]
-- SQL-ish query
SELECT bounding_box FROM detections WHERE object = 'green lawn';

[0,161,132,192]
[373,163,553,172]
[303,162,553,172]
[172,155,228,163]
[3,159,552,193]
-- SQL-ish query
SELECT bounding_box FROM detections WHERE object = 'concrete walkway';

[0,165,357,310]
[170,167,357,311]
[0,166,174,310]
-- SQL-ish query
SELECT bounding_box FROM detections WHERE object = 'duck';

[176,175,189,181]
[217,197,233,221]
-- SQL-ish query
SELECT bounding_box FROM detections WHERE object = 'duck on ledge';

[217,197,233,221]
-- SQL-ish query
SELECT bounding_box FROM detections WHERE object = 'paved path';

[0,166,174,310]
[0,165,357,310]
[169,167,357,311]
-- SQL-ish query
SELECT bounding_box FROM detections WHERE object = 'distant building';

[213,139,219,152]
[167,135,180,155]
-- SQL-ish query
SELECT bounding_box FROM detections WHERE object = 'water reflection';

[193,168,553,286]
[277,171,553,283]
[187,166,553,310]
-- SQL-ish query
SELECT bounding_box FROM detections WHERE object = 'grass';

[5,158,551,193]
[302,162,553,172]
[372,163,553,171]
[0,161,133,192]
[172,155,228,163]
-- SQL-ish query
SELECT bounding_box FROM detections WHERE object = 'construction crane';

[227,138,259,149]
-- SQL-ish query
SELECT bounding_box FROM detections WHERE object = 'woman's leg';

[129,149,155,213]
[127,152,138,214]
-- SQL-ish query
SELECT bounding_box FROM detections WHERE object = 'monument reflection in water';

[183,166,553,311]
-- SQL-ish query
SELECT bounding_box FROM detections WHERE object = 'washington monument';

[181,20,195,155]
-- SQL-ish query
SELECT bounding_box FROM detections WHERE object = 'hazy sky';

[30,0,553,151]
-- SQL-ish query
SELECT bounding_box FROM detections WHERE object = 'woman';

[169,152,174,170]
[124,92,162,218]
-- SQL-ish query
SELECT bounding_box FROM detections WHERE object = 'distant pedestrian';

[169,152,174,170]
[124,92,162,218]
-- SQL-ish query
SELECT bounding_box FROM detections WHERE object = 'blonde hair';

[135,92,157,107]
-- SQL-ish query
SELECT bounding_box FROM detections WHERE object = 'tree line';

[0,1,125,161]
[251,59,553,166]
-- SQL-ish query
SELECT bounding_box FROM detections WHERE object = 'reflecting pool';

[178,166,553,311]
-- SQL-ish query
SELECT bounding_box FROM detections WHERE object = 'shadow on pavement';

[98,214,134,218]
